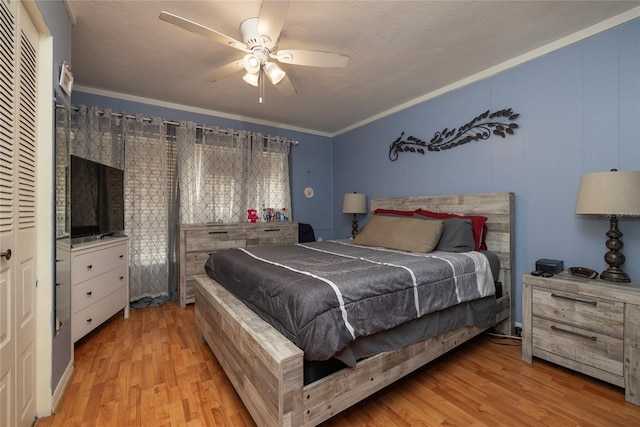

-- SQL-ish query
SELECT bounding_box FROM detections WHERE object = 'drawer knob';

[87,264,93,270]
[550,325,597,341]
[86,318,92,323]
[119,254,124,258]
[119,276,124,280]
[551,293,597,306]
[86,291,92,296]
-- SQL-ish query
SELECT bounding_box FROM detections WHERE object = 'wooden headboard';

[370,192,515,333]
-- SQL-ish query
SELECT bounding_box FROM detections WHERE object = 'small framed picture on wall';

[59,62,73,97]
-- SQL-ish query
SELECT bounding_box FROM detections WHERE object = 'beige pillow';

[353,215,444,253]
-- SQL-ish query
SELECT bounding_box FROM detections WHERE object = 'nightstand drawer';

[533,317,623,376]
[532,288,623,338]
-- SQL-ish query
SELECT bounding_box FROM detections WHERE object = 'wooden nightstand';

[522,272,640,406]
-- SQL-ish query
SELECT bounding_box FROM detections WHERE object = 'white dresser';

[71,237,129,342]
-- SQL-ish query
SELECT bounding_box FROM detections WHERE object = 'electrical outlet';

[514,326,522,337]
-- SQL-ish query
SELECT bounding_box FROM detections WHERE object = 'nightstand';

[522,272,640,406]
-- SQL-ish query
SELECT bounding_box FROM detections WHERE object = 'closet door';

[0,0,17,424]
[0,1,38,425]
[15,2,38,425]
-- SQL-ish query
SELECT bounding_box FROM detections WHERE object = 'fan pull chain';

[259,68,264,104]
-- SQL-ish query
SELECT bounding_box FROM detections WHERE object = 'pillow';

[411,214,475,252]
[353,215,443,253]
[433,217,475,252]
[414,209,488,251]
[373,208,414,217]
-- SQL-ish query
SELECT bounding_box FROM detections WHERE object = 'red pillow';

[373,208,415,217]
[414,209,488,251]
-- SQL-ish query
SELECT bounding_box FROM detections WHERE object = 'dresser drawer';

[71,242,128,284]
[72,285,127,342]
[186,228,246,252]
[532,288,623,338]
[532,316,623,376]
[246,224,297,246]
[185,252,211,276]
[72,265,127,313]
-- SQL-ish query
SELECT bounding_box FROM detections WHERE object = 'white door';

[0,1,19,424]
[0,1,38,425]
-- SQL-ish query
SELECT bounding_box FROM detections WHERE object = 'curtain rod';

[57,104,298,145]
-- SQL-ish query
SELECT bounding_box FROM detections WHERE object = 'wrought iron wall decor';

[388,108,519,161]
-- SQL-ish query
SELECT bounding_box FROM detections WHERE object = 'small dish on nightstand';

[569,266,598,279]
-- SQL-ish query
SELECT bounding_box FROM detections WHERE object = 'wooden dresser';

[178,222,298,307]
[522,272,640,405]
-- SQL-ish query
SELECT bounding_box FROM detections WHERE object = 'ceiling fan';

[159,1,349,102]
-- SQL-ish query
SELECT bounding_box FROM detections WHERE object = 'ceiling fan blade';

[256,1,290,50]
[159,11,250,53]
[203,60,245,83]
[273,74,297,97]
[274,49,349,68]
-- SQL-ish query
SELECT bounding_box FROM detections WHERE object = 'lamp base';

[352,214,358,238]
[600,267,631,283]
[600,215,631,284]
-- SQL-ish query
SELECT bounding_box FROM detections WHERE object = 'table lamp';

[343,193,367,238]
[575,170,640,283]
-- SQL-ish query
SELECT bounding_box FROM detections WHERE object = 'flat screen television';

[70,155,125,238]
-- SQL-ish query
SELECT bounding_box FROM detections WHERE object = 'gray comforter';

[204,240,495,362]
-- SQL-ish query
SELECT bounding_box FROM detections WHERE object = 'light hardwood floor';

[37,302,640,426]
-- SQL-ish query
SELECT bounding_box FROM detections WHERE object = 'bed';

[194,192,514,426]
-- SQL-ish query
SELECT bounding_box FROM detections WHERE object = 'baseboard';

[52,360,74,413]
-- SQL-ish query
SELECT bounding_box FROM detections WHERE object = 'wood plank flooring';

[37,302,640,426]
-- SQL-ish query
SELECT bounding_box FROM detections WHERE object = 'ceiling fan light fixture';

[242,54,261,74]
[242,71,259,87]
[263,61,286,85]
[160,3,346,98]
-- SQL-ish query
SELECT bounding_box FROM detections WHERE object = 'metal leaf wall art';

[388,108,519,161]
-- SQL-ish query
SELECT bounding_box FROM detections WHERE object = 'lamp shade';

[242,72,259,87]
[263,61,286,85]
[575,171,640,216]
[242,54,261,74]
[342,193,367,214]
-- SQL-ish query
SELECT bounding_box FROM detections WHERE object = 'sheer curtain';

[179,127,292,224]
[124,115,175,304]
[69,105,124,169]
[67,106,292,306]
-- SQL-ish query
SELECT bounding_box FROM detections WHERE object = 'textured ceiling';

[67,1,639,135]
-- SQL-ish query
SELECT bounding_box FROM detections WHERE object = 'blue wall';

[36,0,73,393]
[36,0,72,102]
[70,92,335,240]
[333,18,640,323]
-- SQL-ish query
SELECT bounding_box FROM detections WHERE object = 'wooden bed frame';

[194,192,514,426]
